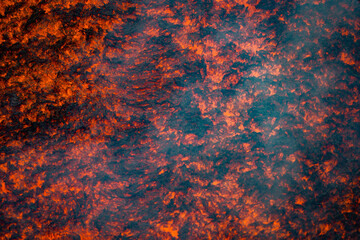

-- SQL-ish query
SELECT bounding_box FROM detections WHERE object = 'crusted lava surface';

[1,0,359,239]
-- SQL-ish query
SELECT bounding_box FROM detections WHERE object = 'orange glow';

[1,0,359,239]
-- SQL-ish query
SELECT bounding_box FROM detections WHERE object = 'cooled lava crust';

[0,0,360,239]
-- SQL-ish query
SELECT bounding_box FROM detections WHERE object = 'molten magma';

[0,0,359,239]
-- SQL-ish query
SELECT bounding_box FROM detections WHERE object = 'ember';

[0,0,359,239]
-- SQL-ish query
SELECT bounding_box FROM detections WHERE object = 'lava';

[1,0,359,239]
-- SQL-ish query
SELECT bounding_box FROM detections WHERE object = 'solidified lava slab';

[0,0,359,239]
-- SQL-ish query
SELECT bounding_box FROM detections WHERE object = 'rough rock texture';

[0,0,359,239]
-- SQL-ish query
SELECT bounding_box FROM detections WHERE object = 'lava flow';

[0,0,359,239]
